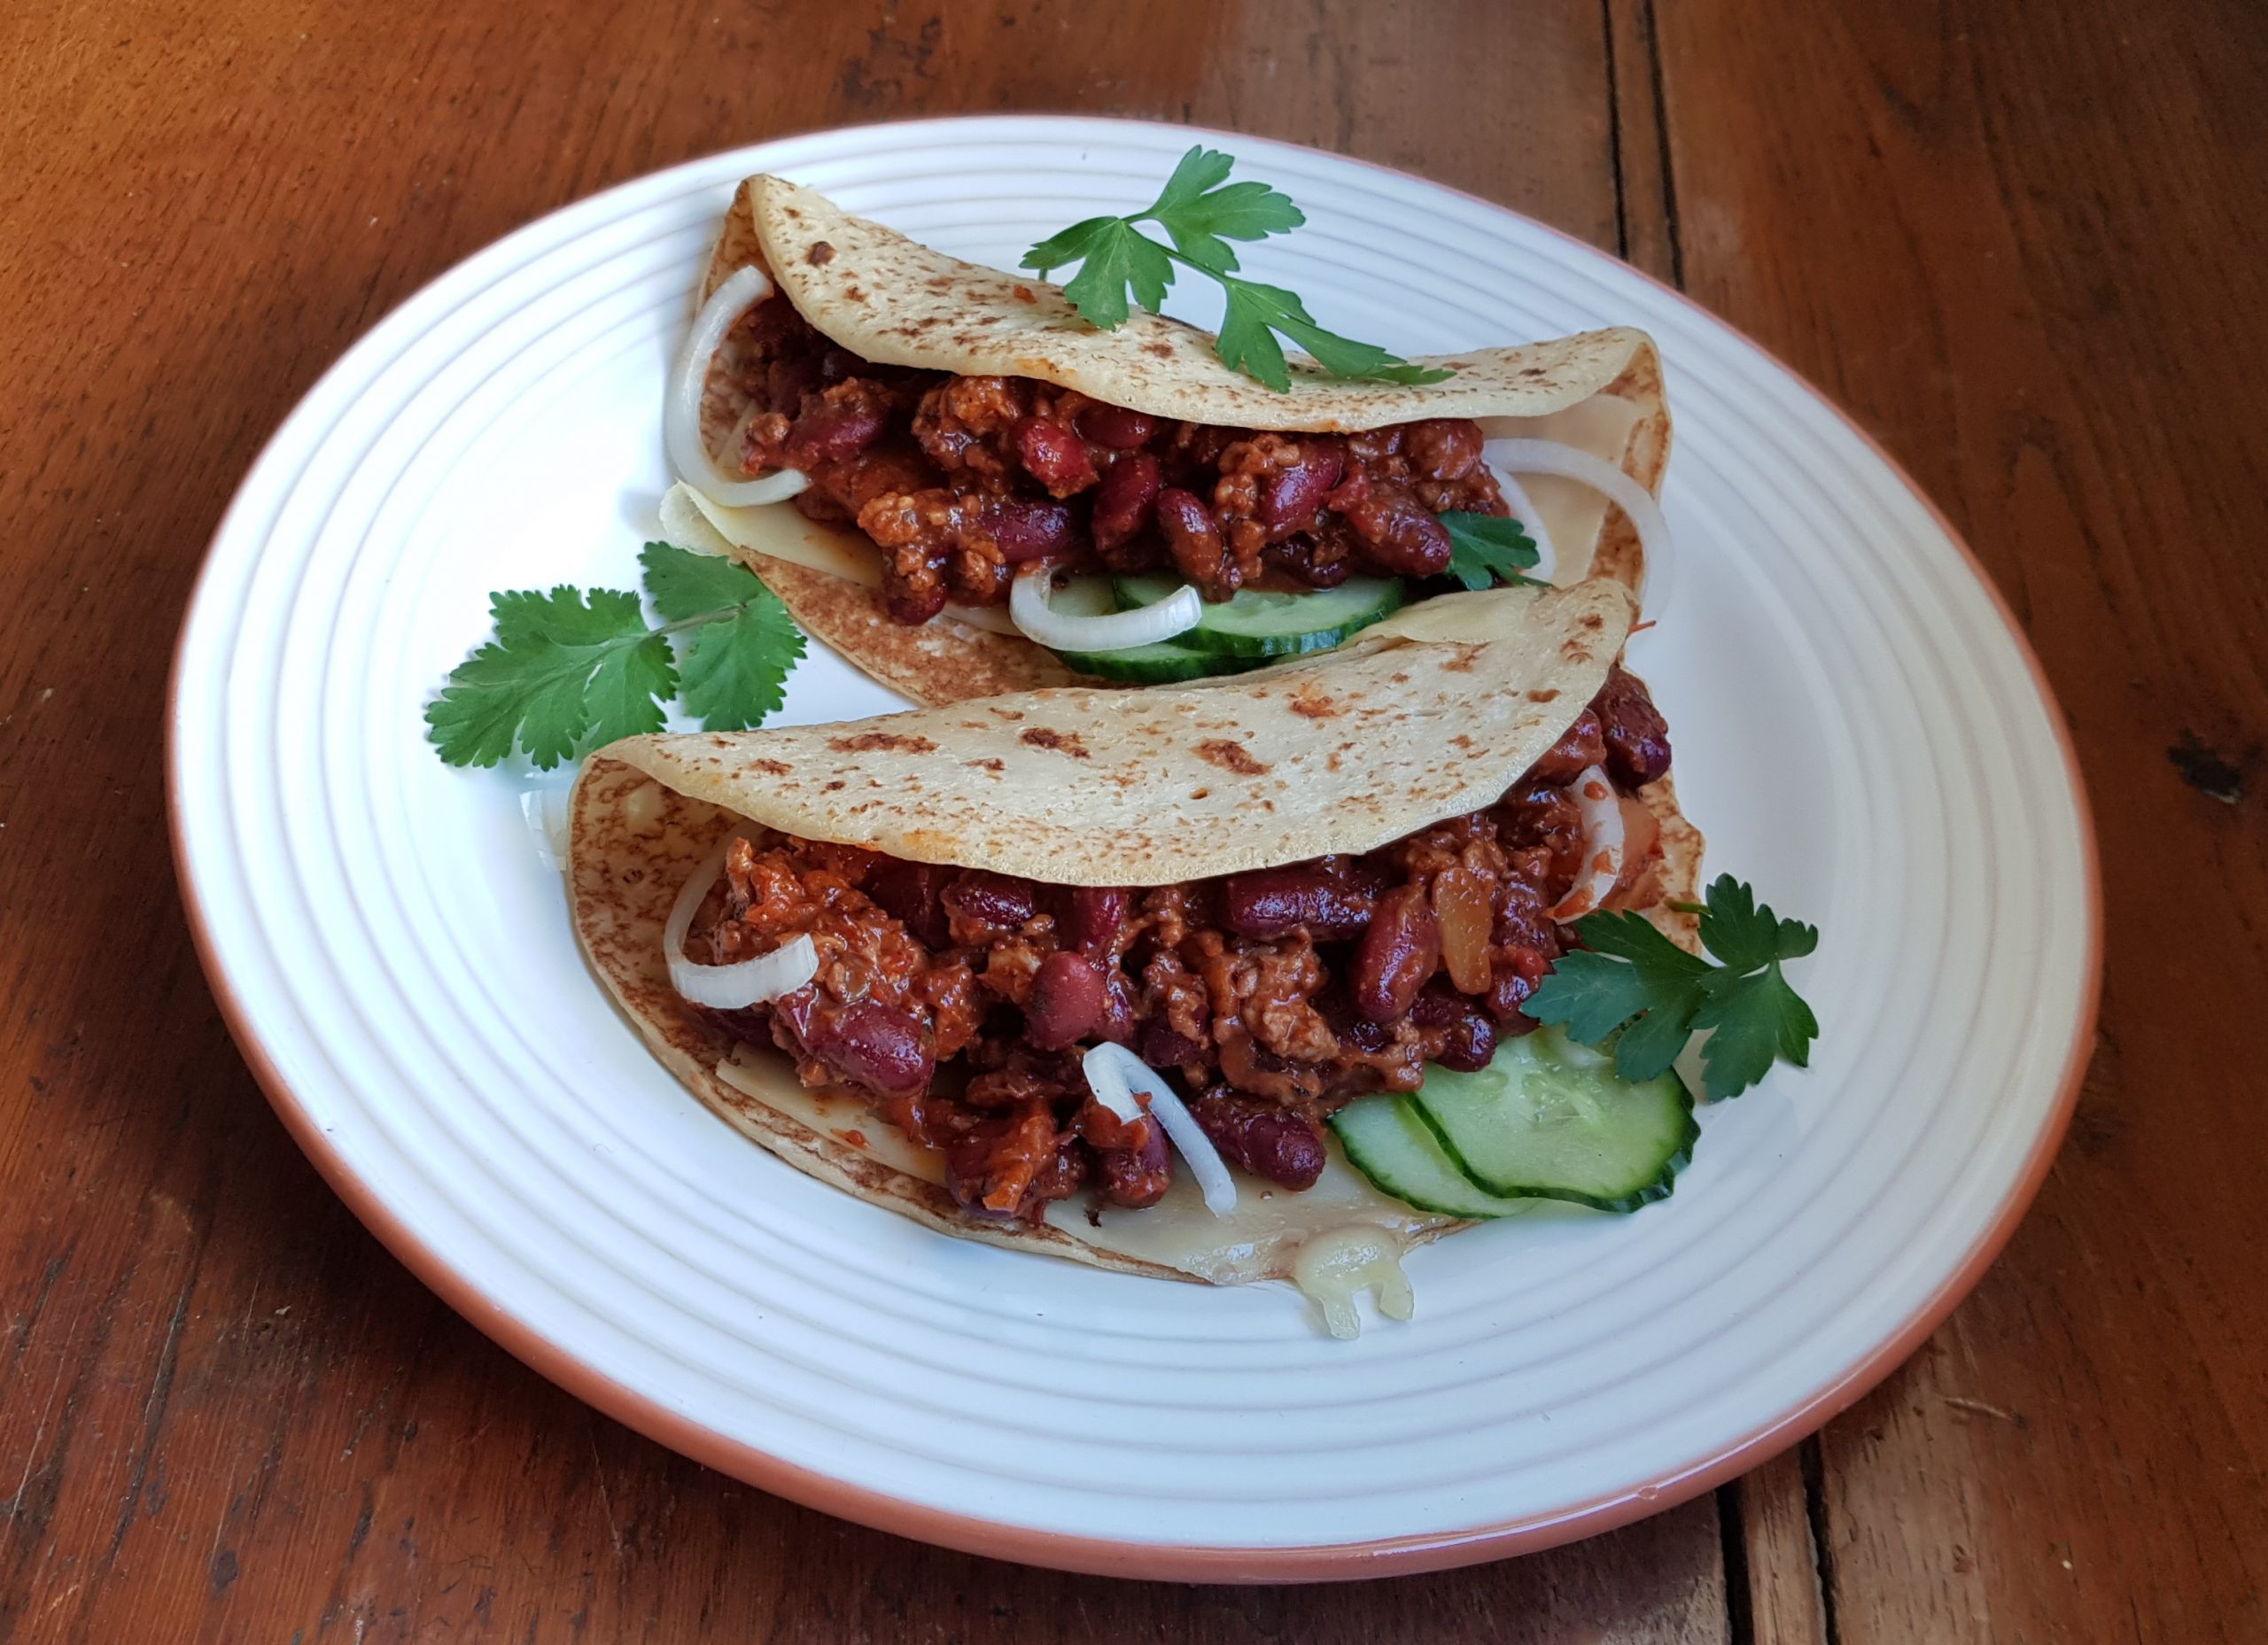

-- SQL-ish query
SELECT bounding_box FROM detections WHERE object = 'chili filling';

[684,669,1673,1224]
[725,295,1510,625]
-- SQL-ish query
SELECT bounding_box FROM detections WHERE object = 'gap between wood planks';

[1599,0,1826,1639]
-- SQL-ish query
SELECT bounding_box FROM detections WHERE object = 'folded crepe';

[660,175,1671,705]
[568,583,1701,1290]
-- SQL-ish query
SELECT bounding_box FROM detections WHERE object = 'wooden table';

[4,0,2260,1637]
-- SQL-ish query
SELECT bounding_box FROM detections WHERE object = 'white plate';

[169,116,2098,1579]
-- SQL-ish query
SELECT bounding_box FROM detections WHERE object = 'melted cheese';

[1043,1134,1448,1286]
[714,1044,945,1183]
[711,1038,1443,1320]
[678,485,882,586]
[1293,1225,1417,1340]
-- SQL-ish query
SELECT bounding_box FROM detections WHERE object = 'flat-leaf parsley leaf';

[1526,874,1821,1100]
[424,544,804,770]
[1022,145,1452,393]
[1439,512,1543,592]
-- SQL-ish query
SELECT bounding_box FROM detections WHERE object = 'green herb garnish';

[1440,511,1544,591]
[1526,875,1821,1101]
[1022,145,1453,395]
[424,543,804,770]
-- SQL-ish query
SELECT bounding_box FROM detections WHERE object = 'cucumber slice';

[1051,638,1266,684]
[1331,1097,1539,1219]
[1036,575,1261,683]
[1114,573,1404,657]
[1413,1031,1697,1213]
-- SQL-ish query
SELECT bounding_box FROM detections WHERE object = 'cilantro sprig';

[1526,875,1821,1101]
[1440,512,1544,592]
[1022,146,1453,394]
[424,543,805,770]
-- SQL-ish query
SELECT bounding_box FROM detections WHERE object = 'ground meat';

[719,295,1518,617]
[681,672,1667,1214]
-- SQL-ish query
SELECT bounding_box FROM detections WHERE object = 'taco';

[656,175,1672,705]
[568,581,1702,1321]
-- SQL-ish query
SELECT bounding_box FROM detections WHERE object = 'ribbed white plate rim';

[167,115,2097,1579]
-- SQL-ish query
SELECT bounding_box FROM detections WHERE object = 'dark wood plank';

[1651,0,2268,1638]
[0,1,1733,1638]
[1730,1449,1829,1645]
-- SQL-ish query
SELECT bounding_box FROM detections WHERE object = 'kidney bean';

[1492,868,1565,949]
[1404,418,1486,483]
[1156,486,1239,598]
[1529,710,1606,784]
[1329,854,1397,899]
[783,388,889,468]
[978,497,1078,563]
[1090,451,1160,556]
[1028,1132,1092,1213]
[1339,479,1452,577]
[1497,790,1585,906]
[1596,666,1674,786]
[1408,983,1458,1028]
[1093,1116,1171,1207]
[1413,980,1497,1068]
[1056,885,1132,953]
[942,1139,1014,1219]
[1014,415,1099,495]
[1259,438,1344,532]
[866,858,953,950]
[1219,867,1373,940]
[1436,1008,1497,1071]
[1261,531,1353,589]
[1352,884,1440,1022]
[1189,1089,1327,1191]
[1141,1020,1204,1068]
[1096,970,1140,1044]
[1025,952,1106,1051]
[765,352,824,413]
[1484,946,1554,1030]
[942,1108,1060,1219]
[778,993,935,1096]
[1306,979,1379,1052]
[1076,403,1158,449]
[879,548,950,626]
[944,870,1037,932]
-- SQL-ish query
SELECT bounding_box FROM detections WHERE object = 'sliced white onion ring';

[517,783,573,872]
[1482,437,1672,619]
[1490,469,1562,582]
[666,266,812,507]
[1010,568,1202,653]
[663,838,820,1009]
[1547,764,1627,921]
[1083,1042,1238,1217]
[1077,1043,1147,1126]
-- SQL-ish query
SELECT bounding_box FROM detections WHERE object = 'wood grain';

[0,1,1736,1640]
[1729,1449,1829,1645]
[1653,0,2268,1639]
[2,0,2259,1635]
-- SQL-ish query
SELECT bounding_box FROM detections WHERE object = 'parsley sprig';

[1440,511,1544,592]
[1526,875,1821,1101]
[424,543,804,770]
[1022,146,1454,394]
